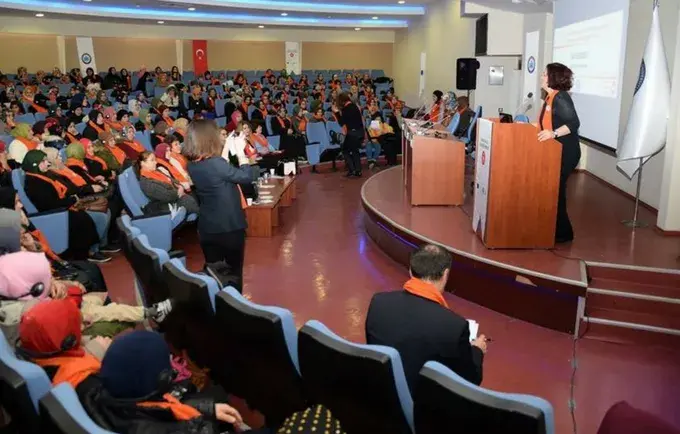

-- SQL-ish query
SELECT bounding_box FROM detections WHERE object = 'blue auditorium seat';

[134,130,152,151]
[268,135,280,151]
[447,111,461,134]
[305,122,330,166]
[216,116,227,128]
[415,361,555,434]
[298,320,414,434]
[119,211,172,252]
[265,115,274,136]
[15,113,35,125]
[325,121,343,150]
[39,383,115,433]
[128,233,181,308]
[0,328,52,433]
[11,169,69,254]
[214,287,307,426]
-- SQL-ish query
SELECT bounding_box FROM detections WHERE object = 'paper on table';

[468,319,479,342]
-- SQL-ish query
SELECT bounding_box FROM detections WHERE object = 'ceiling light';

[281,12,288,16]
[83,0,92,2]
[372,16,379,19]
[398,0,406,3]
[157,20,164,24]
[355,27,361,31]
[188,7,196,11]
[35,13,44,17]
[258,25,265,28]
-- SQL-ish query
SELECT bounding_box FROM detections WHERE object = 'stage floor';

[362,167,680,286]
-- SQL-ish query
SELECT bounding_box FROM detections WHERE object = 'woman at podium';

[537,62,581,244]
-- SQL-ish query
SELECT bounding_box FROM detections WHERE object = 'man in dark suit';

[365,244,487,395]
[453,96,476,138]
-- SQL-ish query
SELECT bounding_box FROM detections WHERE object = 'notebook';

[468,319,479,342]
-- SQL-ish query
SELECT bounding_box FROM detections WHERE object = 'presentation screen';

[553,0,630,149]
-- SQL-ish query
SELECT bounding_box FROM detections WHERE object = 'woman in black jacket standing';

[332,92,365,177]
[537,62,581,243]
[184,120,259,292]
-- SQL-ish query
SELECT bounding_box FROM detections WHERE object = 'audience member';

[365,244,487,394]
[452,96,475,138]
[137,151,198,215]
[8,123,43,165]
[332,92,364,177]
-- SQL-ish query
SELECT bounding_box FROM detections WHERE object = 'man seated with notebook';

[365,244,487,394]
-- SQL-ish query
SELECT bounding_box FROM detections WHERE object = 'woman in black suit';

[184,120,259,292]
[332,92,365,177]
[537,62,581,243]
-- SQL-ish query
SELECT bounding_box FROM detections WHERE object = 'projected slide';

[553,10,625,99]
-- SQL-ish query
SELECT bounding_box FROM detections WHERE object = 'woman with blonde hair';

[184,119,258,292]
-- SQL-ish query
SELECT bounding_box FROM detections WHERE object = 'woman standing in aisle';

[183,120,259,292]
[537,62,581,243]
[332,92,365,177]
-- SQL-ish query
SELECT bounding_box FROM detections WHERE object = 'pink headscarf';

[154,143,169,161]
[0,252,51,300]
[102,106,116,122]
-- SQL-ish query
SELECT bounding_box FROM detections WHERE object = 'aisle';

[101,169,680,434]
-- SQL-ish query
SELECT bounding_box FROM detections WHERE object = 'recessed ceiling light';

[372,16,379,19]
[398,0,406,3]
[258,25,265,28]
[157,20,164,24]
[83,0,92,2]
[35,13,44,17]
[355,27,361,31]
[188,7,196,11]
[281,12,288,16]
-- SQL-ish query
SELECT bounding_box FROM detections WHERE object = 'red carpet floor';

[100,168,680,434]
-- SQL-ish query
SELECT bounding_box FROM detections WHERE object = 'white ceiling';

[464,0,554,14]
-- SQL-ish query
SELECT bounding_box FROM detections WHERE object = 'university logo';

[81,53,92,65]
[527,56,536,74]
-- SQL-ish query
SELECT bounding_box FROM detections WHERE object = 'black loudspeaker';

[456,58,481,90]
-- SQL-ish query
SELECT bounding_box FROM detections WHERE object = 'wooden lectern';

[402,121,465,206]
[472,119,562,249]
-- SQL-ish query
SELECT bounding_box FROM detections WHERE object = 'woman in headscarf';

[64,142,109,190]
[250,100,269,123]
[237,95,252,120]
[291,105,308,137]
[8,123,43,165]
[96,131,128,173]
[117,125,146,161]
[69,139,113,181]
[271,106,307,162]
[128,92,146,116]
[311,107,326,124]
[156,105,175,128]
[44,147,104,197]
[172,118,189,142]
[187,84,208,116]
[152,121,169,149]
[116,109,133,131]
[154,142,191,191]
[21,150,107,262]
[69,94,87,122]
[77,330,243,433]
[82,67,102,87]
[136,108,153,132]
[225,110,242,134]
[119,68,132,91]
[101,106,120,132]
[82,109,110,142]
[137,151,199,216]
[22,86,48,114]
[135,66,152,96]
[102,66,120,90]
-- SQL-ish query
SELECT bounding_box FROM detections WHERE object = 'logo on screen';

[634,60,646,96]
[481,150,486,165]
[81,53,92,65]
[527,56,536,74]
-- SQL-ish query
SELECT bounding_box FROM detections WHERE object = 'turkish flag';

[192,40,208,77]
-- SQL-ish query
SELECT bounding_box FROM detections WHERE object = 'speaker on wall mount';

[456,58,481,90]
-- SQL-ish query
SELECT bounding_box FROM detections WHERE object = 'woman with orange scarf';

[428,90,444,123]
[96,131,129,173]
[155,142,192,190]
[8,123,43,165]
[21,150,104,261]
[117,125,147,160]
[156,105,175,128]
[82,110,110,142]
[250,99,269,122]
[238,95,252,120]
[138,151,198,215]
[22,86,48,114]
[65,140,111,184]
[44,147,105,197]
[271,106,307,162]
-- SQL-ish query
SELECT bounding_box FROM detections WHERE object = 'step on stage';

[362,166,680,338]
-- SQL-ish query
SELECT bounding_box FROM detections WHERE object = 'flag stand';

[622,158,648,228]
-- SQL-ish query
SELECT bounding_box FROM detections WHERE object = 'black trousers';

[556,144,581,241]
[380,134,399,165]
[199,229,246,291]
[342,130,363,173]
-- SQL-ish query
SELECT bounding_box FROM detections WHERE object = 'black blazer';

[366,291,484,395]
[540,91,581,163]
[186,156,259,235]
[453,108,475,137]
[334,102,364,132]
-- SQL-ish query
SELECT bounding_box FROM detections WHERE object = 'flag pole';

[622,158,648,228]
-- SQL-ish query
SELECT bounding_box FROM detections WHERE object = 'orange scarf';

[175,130,186,139]
[22,96,47,114]
[276,116,286,129]
[540,90,557,132]
[252,133,268,150]
[296,116,307,132]
[33,354,100,388]
[141,168,174,185]
[108,145,127,165]
[65,132,80,144]
[53,167,87,187]
[429,102,442,123]
[26,172,68,199]
[258,109,268,119]
[171,152,188,171]
[403,278,448,308]
[241,103,249,115]
[88,121,108,135]
[15,136,38,151]
[30,229,60,261]
[157,158,188,184]
[163,116,174,128]
[121,140,145,153]
[66,158,98,183]
[244,138,257,158]
[86,155,109,171]
[138,394,201,421]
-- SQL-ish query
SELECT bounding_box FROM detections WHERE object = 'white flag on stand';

[617,0,670,178]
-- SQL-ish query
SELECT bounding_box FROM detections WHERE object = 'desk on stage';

[402,120,465,206]
[245,176,297,237]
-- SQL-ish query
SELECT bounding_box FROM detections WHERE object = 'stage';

[362,166,680,335]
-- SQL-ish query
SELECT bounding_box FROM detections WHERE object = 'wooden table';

[245,176,297,237]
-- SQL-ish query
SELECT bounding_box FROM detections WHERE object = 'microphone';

[515,92,534,117]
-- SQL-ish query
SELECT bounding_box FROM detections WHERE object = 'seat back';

[11,169,38,214]
[129,234,171,305]
[464,107,481,144]
[446,112,461,134]
[265,115,274,136]
[118,167,149,217]
[415,361,554,434]
[298,320,413,434]
[134,130,152,151]
[214,288,306,426]
[0,329,52,433]
[39,383,115,433]
[268,135,280,151]
[325,121,343,148]
[117,215,141,261]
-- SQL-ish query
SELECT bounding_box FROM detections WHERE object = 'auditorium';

[0,0,679,433]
